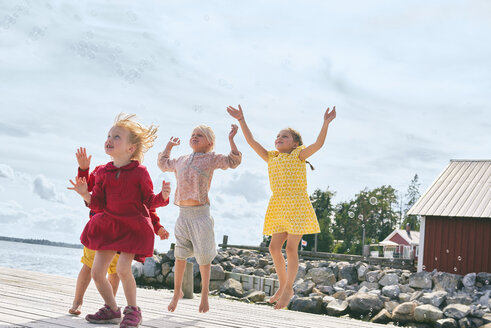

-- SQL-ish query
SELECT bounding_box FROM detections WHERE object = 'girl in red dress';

[69,114,171,328]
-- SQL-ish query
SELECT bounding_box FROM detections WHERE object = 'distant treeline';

[0,236,83,249]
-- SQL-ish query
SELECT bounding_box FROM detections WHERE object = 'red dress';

[80,161,168,261]
[78,165,165,233]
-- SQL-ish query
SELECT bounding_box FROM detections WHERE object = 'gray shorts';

[174,204,217,265]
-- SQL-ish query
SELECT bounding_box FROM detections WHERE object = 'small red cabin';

[408,160,491,275]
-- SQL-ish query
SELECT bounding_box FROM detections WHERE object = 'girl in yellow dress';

[227,105,336,309]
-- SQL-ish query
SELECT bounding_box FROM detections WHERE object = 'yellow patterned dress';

[263,145,320,235]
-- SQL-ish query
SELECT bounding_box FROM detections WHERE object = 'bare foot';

[274,289,294,310]
[68,303,82,315]
[199,293,209,313]
[267,288,284,304]
[167,290,184,312]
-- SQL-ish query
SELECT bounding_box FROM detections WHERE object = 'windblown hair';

[194,124,215,152]
[286,127,314,170]
[114,113,158,163]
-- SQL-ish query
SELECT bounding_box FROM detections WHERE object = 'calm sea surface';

[0,240,83,277]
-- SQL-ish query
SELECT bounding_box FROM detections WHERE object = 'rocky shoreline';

[132,248,491,328]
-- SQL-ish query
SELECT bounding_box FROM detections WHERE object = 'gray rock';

[335,278,348,289]
[433,272,462,294]
[231,267,245,274]
[435,318,458,328]
[325,299,349,316]
[469,304,485,318]
[165,272,174,288]
[400,284,416,293]
[209,280,223,291]
[392,301,417,323]
[385,300,400,314]
[161,262,172,277]
[476,272,491,286]
[220,278,244,298]
[399,292,411,303]
[132,261,144,279]
[258,258,269,267]
[245,290,266,302]
[337,262,358,285]
[458,317,472,328]
[480,290,490,307]
[165,249,175,261]
[317,285,334,295]
[359,281,380,290]
[333,290,347,300]
[409,271,433,289]
[445,294,473,306]
[143,256,161,278]
[210,264,225,281]
[220,261,235,271]
[295,263,307,280]
[230,256,243,266]
[410,290,425,302]
[322,295,335,305]
[253,268,267,277]
[414,304,444,323]
[382,285,401,298]
[289,296,324,314]
[379,273,399,287]
[366,270,383,283]
[306,267,335,285]
[419,291,448,307]
[245,259,258,267]
[348,292,384,314]
[293,279,315,296]
[370,309,392,324]
[443,304,471,320]
[462,273,476,288]
[244,267,255,275]
[357,263,369,281]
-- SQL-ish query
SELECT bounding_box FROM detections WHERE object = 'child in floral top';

[158,124,241,313]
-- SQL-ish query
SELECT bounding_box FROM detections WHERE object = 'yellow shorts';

[81,247,120,275]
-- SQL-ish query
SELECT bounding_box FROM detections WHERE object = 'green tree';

[305,188,335,252]
[401,174,421,230]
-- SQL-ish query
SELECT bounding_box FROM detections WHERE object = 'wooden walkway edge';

[0,267,389,328]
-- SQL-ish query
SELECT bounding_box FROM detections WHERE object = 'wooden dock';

[0,267,389,328]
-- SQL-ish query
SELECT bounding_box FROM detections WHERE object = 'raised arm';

[227,105,268,162]
[299,106,336,161]
[229,124,239,155]
[157,137,180,172]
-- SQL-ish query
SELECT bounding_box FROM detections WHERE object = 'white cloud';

[221,170,268,203]
[0,200,27,224]
[32,174,64,203]
[0,164,14,179]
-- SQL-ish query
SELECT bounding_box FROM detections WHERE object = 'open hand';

[67,176,89,196]
[157,227,170,240]
[226,105,244,121]
[167,137,180,148]
[161,180,171,200]
[76,147,92,170]
[324,106,336,123]
[229,124,238,139]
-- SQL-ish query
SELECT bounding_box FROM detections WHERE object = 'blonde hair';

[193,124,215,152]
[285,127,314,170]
[114,113,158,163]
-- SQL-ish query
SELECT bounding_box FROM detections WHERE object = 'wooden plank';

[0,267,389,328]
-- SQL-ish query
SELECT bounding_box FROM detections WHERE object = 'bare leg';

[108,272,120,296]
[116,253,136,307]
[69,264,91,315]
[168,259,186,312]
[274,234,302,309]
[198,264,211,313]
[267,232,288,304]
[92,250,118,311]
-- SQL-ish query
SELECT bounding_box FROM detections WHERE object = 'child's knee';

[285,243,298,255]
[269,242,282,254]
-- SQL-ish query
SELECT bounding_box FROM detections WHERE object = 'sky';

[0,0,490,252]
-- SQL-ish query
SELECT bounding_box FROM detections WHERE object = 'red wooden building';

[380,226,420,260]
[408,160,491,275]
